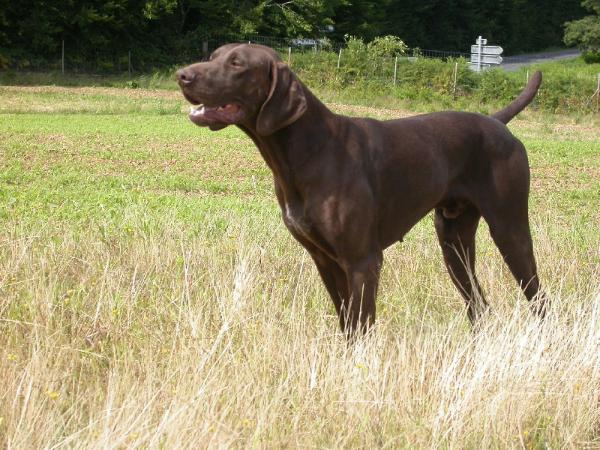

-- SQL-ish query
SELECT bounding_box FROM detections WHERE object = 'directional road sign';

[470,54,504,64]
[470,36,503,71]
[471,45,503,55]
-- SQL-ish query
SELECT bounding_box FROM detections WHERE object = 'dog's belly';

[378,206,434,248]
[377,184,447,248]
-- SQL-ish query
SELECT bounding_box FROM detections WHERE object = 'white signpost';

[469,36,503,72]
[471,54,504,64]
[470,45,503,55]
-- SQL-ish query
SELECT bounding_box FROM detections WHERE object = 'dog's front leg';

[308,250,349,317]
[340,251,383,338]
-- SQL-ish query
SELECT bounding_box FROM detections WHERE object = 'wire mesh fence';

[3,34,599,113]
[5,34,473,74]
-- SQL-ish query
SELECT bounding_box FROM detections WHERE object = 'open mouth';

[188,103,244,128]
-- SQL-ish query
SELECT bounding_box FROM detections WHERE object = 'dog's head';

[176,43,307,136]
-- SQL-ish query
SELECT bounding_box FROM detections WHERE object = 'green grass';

[0,111,273,229]
[2,54,599,115]
[0,84,599,448]
[1,85,596,232]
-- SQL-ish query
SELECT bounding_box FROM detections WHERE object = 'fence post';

[202,41,209,60]
[477,36,482,73]
[526,70,529,85]
[288,47,291,66]
[453,62,458,97]
[595,73,600,110]
[337,48,342,69]
[61,39,65,74]
[128,50,132,77]
[393,56,398,85]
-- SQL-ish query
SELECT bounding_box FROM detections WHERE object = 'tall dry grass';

[1,213,598,449]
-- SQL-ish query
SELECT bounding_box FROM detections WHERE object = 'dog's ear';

[256,61,307,136]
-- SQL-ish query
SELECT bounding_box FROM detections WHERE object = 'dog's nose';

[176,68,196,85]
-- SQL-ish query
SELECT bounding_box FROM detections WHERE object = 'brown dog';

[177,43,547,337]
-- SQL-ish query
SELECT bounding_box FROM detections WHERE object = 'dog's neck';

[239,85,339,202]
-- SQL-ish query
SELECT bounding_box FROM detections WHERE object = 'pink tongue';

[202,104,239,114]
[222,104,239,113]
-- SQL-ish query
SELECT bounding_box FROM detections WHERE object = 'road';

[501,49,581,71]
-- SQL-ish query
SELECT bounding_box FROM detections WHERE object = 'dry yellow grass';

[0,219,598,448]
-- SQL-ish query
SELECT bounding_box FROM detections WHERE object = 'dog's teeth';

[189,105,205,116]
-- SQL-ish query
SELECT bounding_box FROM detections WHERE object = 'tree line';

[0,0,586,70]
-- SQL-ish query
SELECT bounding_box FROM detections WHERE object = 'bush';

[0,53,9,69]
[583,51,600,63]
[284,44,599,114]
[368,35,408,58]
[338,35,408,79]
[476,69,521,104]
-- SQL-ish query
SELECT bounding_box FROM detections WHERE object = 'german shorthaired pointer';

[177,43,547,337]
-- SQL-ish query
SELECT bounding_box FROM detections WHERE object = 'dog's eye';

[230,57,243,67]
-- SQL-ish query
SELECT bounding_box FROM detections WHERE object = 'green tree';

[257,0,344,37]
[0,0,590,70]
[564,0,600,60]
[330,0,387,42]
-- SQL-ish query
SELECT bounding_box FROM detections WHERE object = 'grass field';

[0,84,599,448]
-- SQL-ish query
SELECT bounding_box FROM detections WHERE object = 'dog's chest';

[283,203,311,238]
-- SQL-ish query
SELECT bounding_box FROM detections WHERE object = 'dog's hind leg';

[434,205,489,324]
[484,211,548,317]
[479,146,548,318]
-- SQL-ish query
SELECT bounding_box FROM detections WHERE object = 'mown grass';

[0,84,599,448]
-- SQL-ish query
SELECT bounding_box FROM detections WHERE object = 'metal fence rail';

[418,48,471,60]
[5,34,474,74]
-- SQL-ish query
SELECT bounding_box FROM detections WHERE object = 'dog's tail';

[492,71,542,124]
